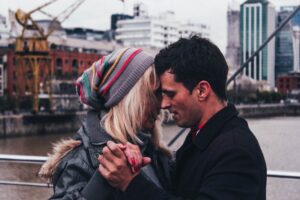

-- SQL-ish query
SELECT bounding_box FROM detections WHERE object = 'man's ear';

[195,81,210,101]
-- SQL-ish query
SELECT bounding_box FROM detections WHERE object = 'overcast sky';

[0,0,299,53]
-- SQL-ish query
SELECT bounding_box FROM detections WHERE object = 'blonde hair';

[102,65,169,154]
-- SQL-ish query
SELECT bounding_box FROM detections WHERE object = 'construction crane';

[14,0,85,112]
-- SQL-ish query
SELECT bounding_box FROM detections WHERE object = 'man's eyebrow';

[162,89,175,94]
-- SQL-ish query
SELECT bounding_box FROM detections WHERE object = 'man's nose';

[161,96,171,109]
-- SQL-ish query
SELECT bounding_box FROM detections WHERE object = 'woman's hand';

[98,141,151,191]
[122,142,151,173]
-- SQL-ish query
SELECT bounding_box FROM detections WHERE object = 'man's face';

[160,70,201,128]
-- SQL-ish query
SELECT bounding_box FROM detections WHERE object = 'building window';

[56,58,62,69]
[25,85,29,93]
[13,85,16,93]
[72,59,78,69]
[279,84,283,89]
[27,70,33,80]
[0,68,2,76]
[13,71,17,80]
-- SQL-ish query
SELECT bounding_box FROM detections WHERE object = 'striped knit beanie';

[76,48,154,110]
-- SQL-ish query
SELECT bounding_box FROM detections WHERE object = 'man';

[99,36,267,199]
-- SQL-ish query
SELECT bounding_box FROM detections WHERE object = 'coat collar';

[193,103,238,151]
[81,109,152,147]
[79,109,113,147]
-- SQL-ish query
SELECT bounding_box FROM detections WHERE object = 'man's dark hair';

[155,35,228,101]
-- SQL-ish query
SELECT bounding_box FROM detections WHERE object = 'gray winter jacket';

[39,110,172,200]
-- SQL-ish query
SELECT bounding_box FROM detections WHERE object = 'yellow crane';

[14,0,85,112]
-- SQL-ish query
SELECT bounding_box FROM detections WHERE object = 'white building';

[179,23,210,39]
[0,55,7,97]
[0,14,9,40]
[225,2,240,72]
[116,4,210,48]
[292,26,300,72]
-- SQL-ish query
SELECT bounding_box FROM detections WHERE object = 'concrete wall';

[237,104,300,118]
[0,111,86,137]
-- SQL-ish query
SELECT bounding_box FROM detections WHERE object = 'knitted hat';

[76,48,154,110]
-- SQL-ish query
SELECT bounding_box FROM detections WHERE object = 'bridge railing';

[0,154,299,188]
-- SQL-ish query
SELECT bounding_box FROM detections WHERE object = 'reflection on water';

[0,117,300,199]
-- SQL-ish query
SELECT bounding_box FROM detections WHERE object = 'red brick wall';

[6,50,101,97]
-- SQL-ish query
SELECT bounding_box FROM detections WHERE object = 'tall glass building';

[240,0,276,87]
[275,6,300,77]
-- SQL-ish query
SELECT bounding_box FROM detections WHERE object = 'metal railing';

[0,154,52,188]
[0,154,299,188]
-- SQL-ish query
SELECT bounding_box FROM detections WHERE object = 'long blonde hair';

[102,65,169,154]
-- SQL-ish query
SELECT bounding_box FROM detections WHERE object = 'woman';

[39,48,172,199]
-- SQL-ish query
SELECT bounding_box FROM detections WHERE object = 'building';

[0,54,6,97]
[116,3,210,48]
[0,40,10,97]
[179,23,210,39]
[292,26,300,72]
[4,35,119,98]
[275,6,300,78]
[111,14,133,31]
[240,0,276,87]
[225,4,240,72]
[0,14,9,40]
[277,71,300,95]
[65,27,107,41]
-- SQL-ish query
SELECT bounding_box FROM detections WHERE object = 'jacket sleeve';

[121,146,265,200]
[50,149,115,200]
[50,155,93,200]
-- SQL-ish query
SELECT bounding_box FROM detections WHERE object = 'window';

[72,59,78,68]
[25,85,29,92]
[13,71,17,80]
[56,58,62,69]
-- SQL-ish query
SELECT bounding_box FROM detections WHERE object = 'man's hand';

[98,141,150,191]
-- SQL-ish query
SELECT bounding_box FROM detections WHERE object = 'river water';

[0,116,299,199]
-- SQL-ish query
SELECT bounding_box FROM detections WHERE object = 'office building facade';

[275,6,300,78]
[226,7,240,71]
[240,0,276,87]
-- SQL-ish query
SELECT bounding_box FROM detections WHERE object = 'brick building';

[5,49,101,97]
[277,71,300,95]
[2,34,120,99]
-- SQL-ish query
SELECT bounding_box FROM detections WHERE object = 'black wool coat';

[122,104,267,200]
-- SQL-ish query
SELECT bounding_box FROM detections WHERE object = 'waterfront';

[0,116,299,199]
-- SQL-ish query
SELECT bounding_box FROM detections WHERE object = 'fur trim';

[39,138,81,182]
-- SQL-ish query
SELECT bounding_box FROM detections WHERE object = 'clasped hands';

[98,141,150,191]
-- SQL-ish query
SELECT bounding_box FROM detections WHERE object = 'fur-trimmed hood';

[39,110,111,182]
[39,139,81,181]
